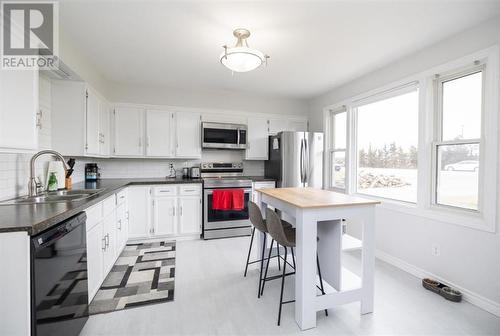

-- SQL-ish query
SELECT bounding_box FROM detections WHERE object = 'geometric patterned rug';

[89,241,176,315]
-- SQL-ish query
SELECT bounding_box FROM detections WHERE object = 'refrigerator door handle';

[304,138,309,185]
[300,138,306,184]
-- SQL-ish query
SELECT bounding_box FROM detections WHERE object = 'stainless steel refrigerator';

[265,131,324,188]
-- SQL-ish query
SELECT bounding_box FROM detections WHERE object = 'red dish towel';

[231,189,245,211]
[212,189,245,211]
[212,189,232,210]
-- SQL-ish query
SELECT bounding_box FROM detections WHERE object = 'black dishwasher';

[31,212,88,336]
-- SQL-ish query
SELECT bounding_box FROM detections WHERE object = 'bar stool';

[244,201,291,298]
[265,208,328,326]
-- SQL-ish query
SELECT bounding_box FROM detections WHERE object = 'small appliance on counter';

[85,163,100,181]
[189,166,200,178]
[182,167,189,179]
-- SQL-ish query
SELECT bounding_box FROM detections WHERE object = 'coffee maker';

[85,163,100,181]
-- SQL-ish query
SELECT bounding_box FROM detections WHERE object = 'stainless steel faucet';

[28,150,69,197]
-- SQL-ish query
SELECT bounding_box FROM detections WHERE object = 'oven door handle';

[205,189,252,195]
[237,128,240,145]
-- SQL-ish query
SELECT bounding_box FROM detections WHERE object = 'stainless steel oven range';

[202,162,252,239]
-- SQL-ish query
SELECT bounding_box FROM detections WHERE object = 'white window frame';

[322,45,498,232]
[431,64,484,213]
[326,106,348,192]
[351,83,420,204]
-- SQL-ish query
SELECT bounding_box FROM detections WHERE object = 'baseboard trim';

[375,249,500,318]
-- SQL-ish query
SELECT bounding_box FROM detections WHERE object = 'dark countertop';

[0,177,203,236]
[0,176,274,236]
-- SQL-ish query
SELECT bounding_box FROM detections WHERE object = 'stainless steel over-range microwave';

[201,122,247,150]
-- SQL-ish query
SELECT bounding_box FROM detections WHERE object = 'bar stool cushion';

[249,201,292,233]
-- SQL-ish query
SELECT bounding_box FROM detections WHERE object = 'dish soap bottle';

[48,172,58,191]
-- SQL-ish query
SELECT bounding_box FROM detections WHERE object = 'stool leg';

[258,232,267,299]
[291,247,296,269]
[261,239,275,296]
[244,227,255,277]
[317,254,328,316]
[278,247,288,326]
[277,244,281,270]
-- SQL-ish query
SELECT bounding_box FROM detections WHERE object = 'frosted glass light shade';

[220,47,265,72]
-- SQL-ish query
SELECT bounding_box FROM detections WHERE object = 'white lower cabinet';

[102,211,117,275]
[85,191,129,302]
[252,181,276,205]
[178,196,202,235]
[153,197,177,236]
[130,184,202,239]
[128,186,151,239]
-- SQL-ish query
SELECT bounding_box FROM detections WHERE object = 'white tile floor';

[81,237,500,335]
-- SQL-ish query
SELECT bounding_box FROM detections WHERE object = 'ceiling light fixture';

[220,28,269,73]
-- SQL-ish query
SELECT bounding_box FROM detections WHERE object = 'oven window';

[204,128,238,144]
[207,192,250,222]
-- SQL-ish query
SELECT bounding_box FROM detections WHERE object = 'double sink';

[0,189,104,205]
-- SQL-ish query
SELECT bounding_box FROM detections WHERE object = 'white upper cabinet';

[288,119,308,132]
[146,110,173,157]
[175,112,201,158]
[268,117,308,134]
[268,118,287,135]
[0,69,38,151]
[246,117,269,160]
[113,107,145,157]
[52,80,110,157]
[85,87,101,156]
[99,100,110,156]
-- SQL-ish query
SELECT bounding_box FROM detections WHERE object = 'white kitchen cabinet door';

[86,221,104,302]
[175,112,201,158]
[116,203,127,255]
[114,107,144,156]
[85,88,101,156]
[0,69,38,150]
[288,119,308,132]
[246,117,269,160]
[178,196,201,235]
[146,110,173,157]
[128,186,151,239]
[268,118,287,135]
[102,211,117,275]
[153,197,177,236]
[99,100,110,156]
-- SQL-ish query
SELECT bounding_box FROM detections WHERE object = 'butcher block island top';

[257,187,381,208]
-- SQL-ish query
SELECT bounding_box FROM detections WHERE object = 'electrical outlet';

[432,244,441,256]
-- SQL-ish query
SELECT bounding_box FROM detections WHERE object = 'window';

[329,107,347,190]
[355,87,419,203]
[323,46,498,231]
[434,67,483,211]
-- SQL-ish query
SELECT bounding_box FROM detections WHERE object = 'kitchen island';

[257,187,380,330]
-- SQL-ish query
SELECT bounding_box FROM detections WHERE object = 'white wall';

[308,16,500,313]
[108,82,307,116]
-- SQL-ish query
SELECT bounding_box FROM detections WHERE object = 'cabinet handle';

[180,206,183,216]
[118,219,122,230]
[102,237,106,251]
[183,189,196,192]
[126,211,129,219]
[173,207,175,216]
[105,234,109,247]
[159,190,171,193]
